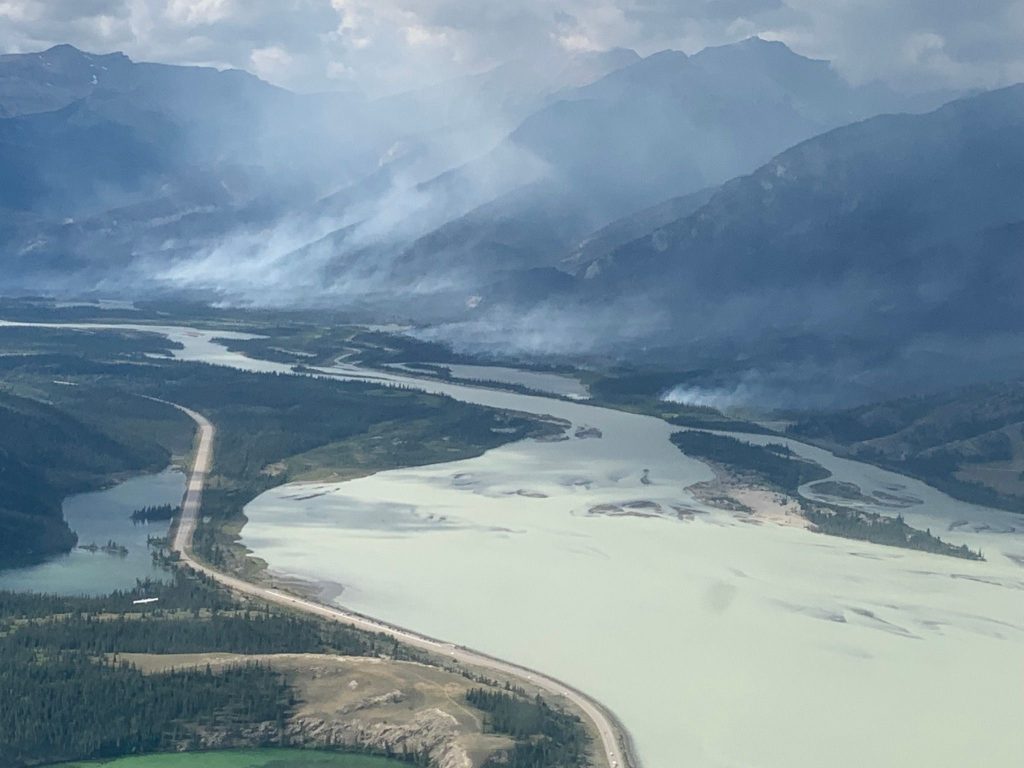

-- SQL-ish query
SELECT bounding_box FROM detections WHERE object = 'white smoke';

[661,383,760,410]
[413,295,671,357]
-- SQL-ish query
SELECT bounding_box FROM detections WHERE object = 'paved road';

[165,401,635,768]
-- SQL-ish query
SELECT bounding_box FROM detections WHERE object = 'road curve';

[164,400,635,768]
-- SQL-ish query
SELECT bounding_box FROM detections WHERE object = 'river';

[4,321,1023,768]
[384,361,592,399]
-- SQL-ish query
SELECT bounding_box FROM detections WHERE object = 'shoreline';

[165,400,638,768]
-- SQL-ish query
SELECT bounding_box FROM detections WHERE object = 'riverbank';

[0,467,185,595]
[167,401,632,768]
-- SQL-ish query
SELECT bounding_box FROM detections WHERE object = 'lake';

[0,467,185,596]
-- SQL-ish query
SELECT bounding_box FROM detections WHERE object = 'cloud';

[769,0,1024,90]
[1,1,1022,95]
[164,0,232,26]
[249,44,293,82]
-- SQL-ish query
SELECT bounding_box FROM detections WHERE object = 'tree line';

[671,430,830,492]
[0,570,419,767]
[466,688,589,768]
[0,647,292,767]
[131,504,179,522]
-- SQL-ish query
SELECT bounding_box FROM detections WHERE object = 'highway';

[165,400,635,768]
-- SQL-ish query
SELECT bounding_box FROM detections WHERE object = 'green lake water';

[0,467,185,595]
[54,748,408,768]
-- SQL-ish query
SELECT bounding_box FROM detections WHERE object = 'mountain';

[371,48,641,164]
[269,49,647,303]
[562,187,717,276]
[0,43,645,297]
[358,37,944,301]
[0,45,383,289]
[0,94,180,216]
[307,48,642,226]
[0,44,302,210]
[508,37,925,209]
[575,84,1024,402]
[0,44,135,117]
[0,39,981,343]
[0,44,374,181]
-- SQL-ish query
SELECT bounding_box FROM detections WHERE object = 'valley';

[2,14,1024,768]
[3,318,1021,768]
[0,320,611,768]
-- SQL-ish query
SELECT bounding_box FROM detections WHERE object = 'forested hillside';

[0,323,549,570]
[0,389,192,566]
[790,379,1024,512]
[0,572,393,766]
[573,84,1024,403]
[0,570,589,768]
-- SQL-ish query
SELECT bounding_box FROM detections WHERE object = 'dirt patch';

[730,488,812,529]
[691,464,812,529]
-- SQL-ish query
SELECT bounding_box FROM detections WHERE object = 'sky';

[1,1,1023,96]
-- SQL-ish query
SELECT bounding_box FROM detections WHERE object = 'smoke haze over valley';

[5,9,1024,768]
[2,4,1024,406]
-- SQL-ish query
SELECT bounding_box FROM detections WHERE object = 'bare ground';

[115,652,513,768]
[690,465,812,529]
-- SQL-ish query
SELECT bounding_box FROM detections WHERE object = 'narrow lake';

[0,467,185,595]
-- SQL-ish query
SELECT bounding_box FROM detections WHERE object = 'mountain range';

[2,40,1021,404]
[332,37,943,303]
[560,83,1024,402]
